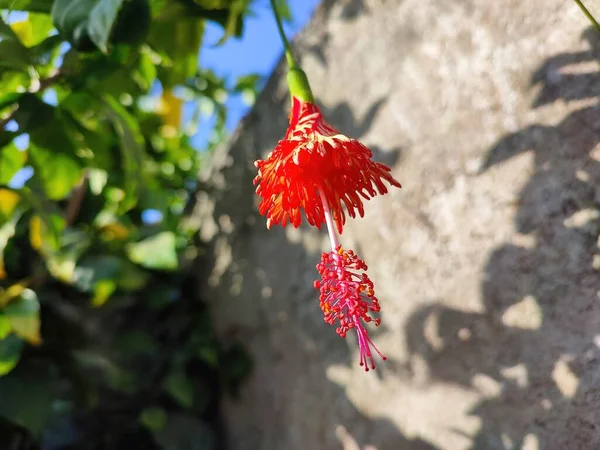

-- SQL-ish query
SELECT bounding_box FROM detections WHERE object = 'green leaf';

[19,189,65,254]
[149,7,204,87]
[150,414,215,450]
[102,95,146,212]
[0,0,54,13]
[0,334,24,376]
[140,406,167,431]
[0,92,24,112]
[11,95,82,199]
[42,230,91,283]
[0,205,25,279]
[29,142,82,200]
[87,0,125,52]
[163,372,194,409]
[52,0,96,37]
[126,231,178,270]
[0,17,31,69]
[216,0,249,45]
[233,73,261,92]
[91,279,116,306]
[4,289,41,345]
[0,143,26,185]
[0,316,11,340]
[13,93,54,131]
[73,254,149,293]
[132,49,157,91]
[10,13,55,47]
[0,189,21,224]
[188,0,247,41]
[0,373,58,434]
[116,331,156,356]
[30,34,64,69]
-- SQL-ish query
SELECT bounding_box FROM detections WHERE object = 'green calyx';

[286,67,314,103]
[269,0,314,103]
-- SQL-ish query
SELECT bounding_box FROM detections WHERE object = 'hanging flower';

[251,3,396,370]
[253,96,401,234]
[315,245,386,371]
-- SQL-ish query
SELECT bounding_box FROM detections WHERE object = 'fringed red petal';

[254,97,401,234]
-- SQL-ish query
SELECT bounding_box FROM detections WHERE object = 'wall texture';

[192,0,600,448]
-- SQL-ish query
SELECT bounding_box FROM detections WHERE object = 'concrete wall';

[192,0,600,448]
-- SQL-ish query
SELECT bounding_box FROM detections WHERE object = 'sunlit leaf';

[0,282,27,308]
[10,13,55,47]
[4,289,41,345]
[29,215,43,251]
[88,168,108,195]
[87,0,125,52]
[98,222,129,240]
[102,95,146,212]
[160,89,183,130]
[0,143,26,185]
[20,191,65,255]
[0,206,25,280]
[51,0,96,39]
[91,279,115,307]
[126,231,178,270]
[29,142,82,200]
[0,316,11,340]
[0,189,21,223]
[43,229,91,283]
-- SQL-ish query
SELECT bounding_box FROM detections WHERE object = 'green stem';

[269,0,314,102]
[574,0,600,34]
[269,0,296,68]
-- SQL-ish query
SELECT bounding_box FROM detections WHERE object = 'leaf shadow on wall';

[404,28,600,450]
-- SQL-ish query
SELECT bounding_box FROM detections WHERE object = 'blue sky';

[191,0,320,146]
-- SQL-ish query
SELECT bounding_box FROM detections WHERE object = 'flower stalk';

[573,0,600,34]
[269,0,314,102]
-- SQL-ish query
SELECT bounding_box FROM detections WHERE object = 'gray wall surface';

[192,0,600,448]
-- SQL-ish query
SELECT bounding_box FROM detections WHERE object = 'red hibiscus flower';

[253,96,401,234]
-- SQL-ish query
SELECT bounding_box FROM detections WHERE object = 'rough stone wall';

[192,0,600,448]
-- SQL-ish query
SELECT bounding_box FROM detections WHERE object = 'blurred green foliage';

[0,0,284,447]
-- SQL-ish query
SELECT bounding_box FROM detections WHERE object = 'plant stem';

[269,0,297,69]
[574,0,600,34]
